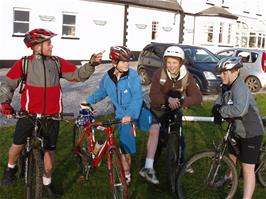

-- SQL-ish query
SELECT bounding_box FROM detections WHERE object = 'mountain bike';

[73,103,128,199]
[154,108,185,193]
[15,112,74,199]
[176,119,266,199]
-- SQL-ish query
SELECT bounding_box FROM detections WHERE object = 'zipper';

[42,57,47,113]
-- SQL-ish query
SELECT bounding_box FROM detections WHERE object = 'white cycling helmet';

[237,51,250,58]
[163,46,185,60]
[217,56,243,72]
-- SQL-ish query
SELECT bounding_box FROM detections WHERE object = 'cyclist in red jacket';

[0,28,102,197]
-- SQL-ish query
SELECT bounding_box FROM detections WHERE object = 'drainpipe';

[123,4,129,46]
[179,11,185,44]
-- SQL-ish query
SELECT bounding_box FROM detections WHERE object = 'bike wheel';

[109,148,128,199]
[26,149,43,199]
[176,151,238,199]
[73,124,92,180]
[257,143,266,187]
[166,133,179,193]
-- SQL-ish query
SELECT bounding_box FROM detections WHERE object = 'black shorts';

[228,135,263,164]
[13,118,60,151]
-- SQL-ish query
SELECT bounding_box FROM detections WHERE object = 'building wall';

[0,0,181,66]
[0,0,125,62]
[126,6,180,51]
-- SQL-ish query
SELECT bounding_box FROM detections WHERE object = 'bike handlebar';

[12,111,74,121]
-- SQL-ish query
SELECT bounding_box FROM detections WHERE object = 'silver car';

[216,48,266,92]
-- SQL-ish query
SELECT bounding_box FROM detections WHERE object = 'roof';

[90,0,183,12]
[196,6,238,19]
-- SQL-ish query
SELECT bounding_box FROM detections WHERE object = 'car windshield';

[184,48,219,63]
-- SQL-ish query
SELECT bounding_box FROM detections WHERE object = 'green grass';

[0,94,266,199]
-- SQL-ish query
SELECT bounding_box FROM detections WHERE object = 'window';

[203,23,214,43]
[62,13,76,37]
[227,24,232,44]
[249,32,256,48]
[13,8,30,35]
[152,21,159,40]
[219,22,224,43]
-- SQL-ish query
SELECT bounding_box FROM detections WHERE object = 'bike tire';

[26,149,43,199]
[176,150,238,199]
[73,124,92,180]
[166,133,179,193]
[109,148,128,199]
[257,143,266,187]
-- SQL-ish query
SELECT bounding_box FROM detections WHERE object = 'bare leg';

[146,124,160,159]
[242,163,256,199]
[43,150,55,178]
[8,144,24,165]
[227,153,237,178]
[121,154,131,176]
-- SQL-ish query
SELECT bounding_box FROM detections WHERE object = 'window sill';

[61,36,80,40]
[12,34,25,37]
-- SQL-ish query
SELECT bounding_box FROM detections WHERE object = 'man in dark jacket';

[139,46,202,184]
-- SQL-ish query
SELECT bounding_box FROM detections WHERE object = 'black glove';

[212,104,222,125]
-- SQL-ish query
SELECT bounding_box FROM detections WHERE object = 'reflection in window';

[219,22,224,43]
[13,8,29,35]
[152,21,159,40]
[249,32,256,48]
[203,23,214,43]
[62,13,76,37]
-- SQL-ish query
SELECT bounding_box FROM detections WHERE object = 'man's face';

[220,69,239,85]
[115,60,129,72]
[165,57,182,74]
[33,39,53,56]
[41,40,53,56]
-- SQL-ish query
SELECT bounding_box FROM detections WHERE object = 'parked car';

[216,48,266,92]
[137,43,221,94]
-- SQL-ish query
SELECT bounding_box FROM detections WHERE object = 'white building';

[179,0,266,52]
[0,0,183,67]
[0,0,265,67]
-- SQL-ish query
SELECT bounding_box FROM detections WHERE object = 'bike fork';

[25,137,31,184]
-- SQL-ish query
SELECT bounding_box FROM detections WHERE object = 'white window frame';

[152,21,159,40]
[62,12,77,38]
[203,22,214,43]
[13,8,30,36]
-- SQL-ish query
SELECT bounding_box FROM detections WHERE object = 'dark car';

[137,43,221,94]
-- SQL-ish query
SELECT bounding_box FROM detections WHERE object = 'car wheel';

[138,67,151,85]
[245,76,261,92]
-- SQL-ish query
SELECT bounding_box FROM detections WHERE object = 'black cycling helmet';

[217,56,243,72]
[109,46,134,62]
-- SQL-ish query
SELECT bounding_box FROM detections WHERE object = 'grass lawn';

[0,94,266,199]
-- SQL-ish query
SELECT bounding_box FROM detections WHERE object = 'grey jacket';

[215,77,264,138]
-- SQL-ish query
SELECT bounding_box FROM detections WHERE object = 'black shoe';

[0,166,17,186]
[43,183,60,198]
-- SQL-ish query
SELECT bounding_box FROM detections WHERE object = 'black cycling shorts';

[13,118,60,151]
[228,135,262,164]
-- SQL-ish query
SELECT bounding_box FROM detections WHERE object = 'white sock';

[144,158,154,169]
[43,176,52,186]
[8,163,16,168]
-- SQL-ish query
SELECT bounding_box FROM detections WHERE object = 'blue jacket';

[86,67,143,154]
[86,68,143,120]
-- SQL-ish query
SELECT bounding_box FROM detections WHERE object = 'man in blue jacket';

[86,46,143,184]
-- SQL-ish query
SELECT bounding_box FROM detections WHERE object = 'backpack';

[19,56,61,94]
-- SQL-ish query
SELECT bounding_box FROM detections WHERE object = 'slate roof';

[91,0,183,12]
[196,6,238,19]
